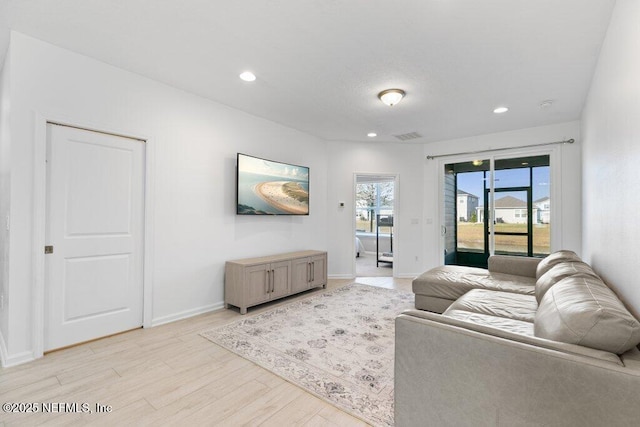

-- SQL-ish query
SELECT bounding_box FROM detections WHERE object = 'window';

[356,181,394,233]
[445,154,551,267]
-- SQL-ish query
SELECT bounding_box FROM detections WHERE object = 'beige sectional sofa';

[396,251,640,426]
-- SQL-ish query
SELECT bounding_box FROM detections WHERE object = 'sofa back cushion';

[535,274,640,354]
[536,250,581,279]
[535,261,598,303]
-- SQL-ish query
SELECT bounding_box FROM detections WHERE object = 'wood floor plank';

[79,398,156,426]
[259,392,327,427]
[212,381,305,426]
[0,278,411,426]
[178,379,270,425]
[316,405,370,426]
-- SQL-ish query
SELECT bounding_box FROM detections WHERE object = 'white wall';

[326,141,424,278]
[0,42,10,359]
[422,121,582,269]
[581,0,640,317]
[1,32,328,365]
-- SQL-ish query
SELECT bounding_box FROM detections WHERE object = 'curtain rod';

[425,138,575,160]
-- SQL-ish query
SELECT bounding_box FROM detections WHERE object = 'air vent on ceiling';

[394,132,422,141]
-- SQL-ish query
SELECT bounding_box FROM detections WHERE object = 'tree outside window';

[356,182,394,232]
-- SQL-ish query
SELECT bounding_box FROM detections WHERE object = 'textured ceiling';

[0,0,616,143]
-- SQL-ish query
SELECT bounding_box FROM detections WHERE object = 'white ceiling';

[0,0,615,143]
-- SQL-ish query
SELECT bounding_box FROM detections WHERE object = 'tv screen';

[236,153,309,215]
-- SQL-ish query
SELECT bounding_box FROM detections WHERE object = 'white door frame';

[352,172,400,278]
[436,145,562,265]
[32,113,155,358]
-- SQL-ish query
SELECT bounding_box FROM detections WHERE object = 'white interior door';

[45,124,145,351]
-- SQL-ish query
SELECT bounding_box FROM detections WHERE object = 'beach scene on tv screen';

[237,154,309,215]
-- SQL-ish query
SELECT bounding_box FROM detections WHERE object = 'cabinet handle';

[311,262,315,282]
[271,269,275,293]
[266,270,270,294]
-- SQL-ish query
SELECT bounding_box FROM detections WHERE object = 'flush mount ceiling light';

[378,89,405,106]
[239,71,256,82]
[493,106,509,114]
[367,132,377,137]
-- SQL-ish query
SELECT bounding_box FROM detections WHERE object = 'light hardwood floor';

[1,277,412,426]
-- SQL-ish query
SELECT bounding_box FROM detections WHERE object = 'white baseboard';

[150,301,225,327]
[396,273,419,279]
[329,273,417,280]
[0,332,35,367]
[328,274,355,279]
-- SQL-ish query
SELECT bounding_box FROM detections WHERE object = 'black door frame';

[485,186,533,257]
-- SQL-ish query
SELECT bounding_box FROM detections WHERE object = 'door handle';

[441,226,446,236]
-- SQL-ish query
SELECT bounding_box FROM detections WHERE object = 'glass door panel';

[443,170,457,264]
[532,165,551,256]
[444,155,549,267]
[494,235,529,256]
[489,188,531,256]
[444,160,489,267]
[494,167,530,188]
[456,170,485,252]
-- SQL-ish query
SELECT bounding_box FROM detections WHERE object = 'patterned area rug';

[201,283,414,426]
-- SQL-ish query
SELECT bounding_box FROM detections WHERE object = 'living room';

[1,0,639,425]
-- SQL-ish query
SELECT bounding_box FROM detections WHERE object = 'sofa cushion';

[443,309,534,336]
[444,289,538,323]
[488,255,541,278]
[535,250,581,279]
[535,261,598,303]
[413,266,535,302]
[535,274,640,354]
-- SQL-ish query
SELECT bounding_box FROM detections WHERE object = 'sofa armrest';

[395,311,640,427]
[488,255,541,278]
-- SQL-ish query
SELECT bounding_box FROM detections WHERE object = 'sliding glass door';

[444,155,550,267]
[447,161,490,267]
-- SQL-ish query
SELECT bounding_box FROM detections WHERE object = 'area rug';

[201,283,414,426]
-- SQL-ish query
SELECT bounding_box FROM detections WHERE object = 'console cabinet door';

[245,264,271,306]
[310,254,327,287]
[291,257,311,293]
[270,260,292,299]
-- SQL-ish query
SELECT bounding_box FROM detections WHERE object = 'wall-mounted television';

[236,153,309,215]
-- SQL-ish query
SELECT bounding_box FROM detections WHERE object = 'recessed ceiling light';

[239,71,256,82]
[493,106,509,114]
[367,132,377,138]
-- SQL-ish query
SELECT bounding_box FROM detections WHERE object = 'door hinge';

[44,245,54,254]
